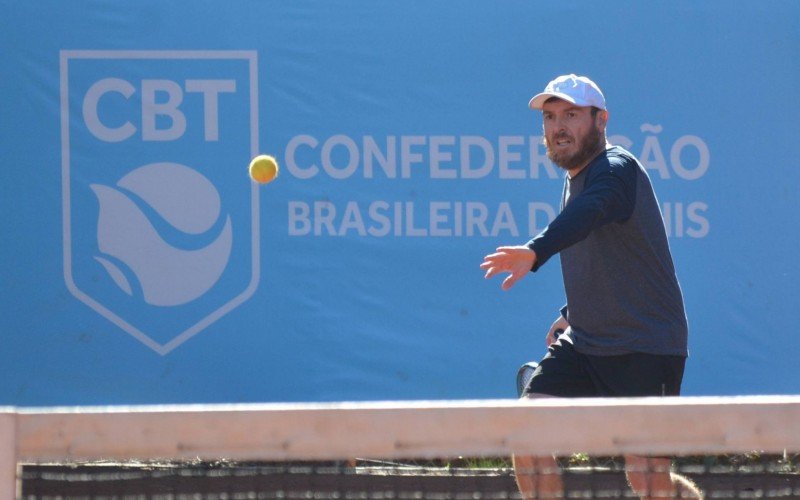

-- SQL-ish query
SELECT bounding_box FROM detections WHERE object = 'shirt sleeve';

[526,155,637,271]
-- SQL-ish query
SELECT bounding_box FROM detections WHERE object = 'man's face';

[542,99,607,172]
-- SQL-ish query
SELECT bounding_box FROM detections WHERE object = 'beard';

[545,124,606,171]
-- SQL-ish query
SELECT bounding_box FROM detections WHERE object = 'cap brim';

[528,92,577,110]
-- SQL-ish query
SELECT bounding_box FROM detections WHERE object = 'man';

[480,75,699,499]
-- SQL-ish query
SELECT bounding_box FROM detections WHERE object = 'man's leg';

[591,354,698,498]
[513,454,562,499]
[513,393,563,499]
[624,455,703,499]
[625,455,674,499]
[514,338,597,498]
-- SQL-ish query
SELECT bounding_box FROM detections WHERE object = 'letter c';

[82,78,136,142]
[286,135,319,179]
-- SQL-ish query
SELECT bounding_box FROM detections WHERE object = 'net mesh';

[10,396,800,499]
[19,455,800,499]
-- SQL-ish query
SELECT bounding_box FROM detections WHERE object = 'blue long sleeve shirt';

[526,146,688,356]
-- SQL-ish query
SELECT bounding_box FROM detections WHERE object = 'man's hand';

[480,246,537,290]
[546,315,569,346]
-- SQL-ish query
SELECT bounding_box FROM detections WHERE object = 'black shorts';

[523,337,685,398]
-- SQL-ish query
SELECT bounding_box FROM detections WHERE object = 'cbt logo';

[60,51,260,354]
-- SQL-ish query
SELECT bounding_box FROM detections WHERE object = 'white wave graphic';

[91,162,232,307]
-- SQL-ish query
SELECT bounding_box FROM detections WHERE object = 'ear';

[596,109,609,130]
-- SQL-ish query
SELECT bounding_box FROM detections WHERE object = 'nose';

[546,117,566,135]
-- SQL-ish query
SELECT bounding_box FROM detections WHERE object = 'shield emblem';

[60,50,260,354]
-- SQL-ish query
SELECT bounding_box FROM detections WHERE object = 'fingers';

[480,249,519,268]
[480,251,510,264]
[482,262,510,280]
[481,246,534,289]
[479,259,495,270]
[480,251,511,279]
[501,270,524,290]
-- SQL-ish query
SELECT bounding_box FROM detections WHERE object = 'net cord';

[3,395,800,497]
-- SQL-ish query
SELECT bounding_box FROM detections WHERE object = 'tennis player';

[480,74,700,499]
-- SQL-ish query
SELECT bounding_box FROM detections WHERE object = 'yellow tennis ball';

[248,155,279,184]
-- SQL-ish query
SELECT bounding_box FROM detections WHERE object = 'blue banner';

[1,0,798,404]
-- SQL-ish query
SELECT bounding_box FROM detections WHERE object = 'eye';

[567,111,577,118]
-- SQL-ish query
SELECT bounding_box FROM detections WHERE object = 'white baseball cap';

[528,74,606,110]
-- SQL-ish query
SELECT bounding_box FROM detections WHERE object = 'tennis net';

[6,395,800,499]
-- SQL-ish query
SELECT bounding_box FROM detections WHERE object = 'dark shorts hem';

[524,337,685,398]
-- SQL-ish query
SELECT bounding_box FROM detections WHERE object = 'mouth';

[554,136,572,148]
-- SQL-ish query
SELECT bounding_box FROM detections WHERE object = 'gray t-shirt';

[527,146,688,356]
